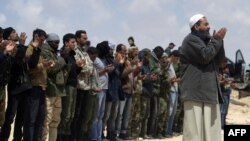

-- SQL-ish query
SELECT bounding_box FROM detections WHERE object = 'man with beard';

[41,33,68,141]
[70,30,95,140]
[0,27,28,141]
[0,39,17,132]
[180,14,227,141]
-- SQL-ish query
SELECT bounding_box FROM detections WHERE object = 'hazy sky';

[0,0,249,62]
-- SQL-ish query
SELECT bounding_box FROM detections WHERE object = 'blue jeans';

[220,92,231,129]
[115,94,132,135]
[103,100,119,135]
[165,91,178,135]
[23,86,46,141]
[90,89,107,141]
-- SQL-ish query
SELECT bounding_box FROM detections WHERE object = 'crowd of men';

[0,13,230,141]
[0,27,183,141]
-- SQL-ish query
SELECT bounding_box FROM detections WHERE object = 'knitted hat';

[3,27,15,40]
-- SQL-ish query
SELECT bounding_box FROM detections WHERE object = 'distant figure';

[128,36,136,47]
[180,14,227,141]
[164,42,175,56]
[219,62,233,130]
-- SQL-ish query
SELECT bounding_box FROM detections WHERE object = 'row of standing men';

[0,27,182,141]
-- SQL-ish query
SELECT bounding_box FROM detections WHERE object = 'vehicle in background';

[227,49,250,98]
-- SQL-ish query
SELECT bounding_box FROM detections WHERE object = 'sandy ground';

[6,90,250,141]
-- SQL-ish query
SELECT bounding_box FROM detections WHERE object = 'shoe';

[136,137,144,140]
[119,133,134,140]
[141,134,152,139]
[152,134,165,139]
[157,134,165,139]
[173,132,182,136]
[106,134,118,141]
[163,134,173,138]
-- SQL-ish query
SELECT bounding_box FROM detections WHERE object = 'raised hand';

[213,27,227,40]
[105,64,114,72]
[31,39,40,48]
[4,41,17,56]
[76,59,86,67]
[42,59,55,69]
[19,32,27,45]
[150,73,158,81]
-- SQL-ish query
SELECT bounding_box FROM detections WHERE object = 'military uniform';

[130,76,142,137]
[172,62,184,133]
[41,43,68,141]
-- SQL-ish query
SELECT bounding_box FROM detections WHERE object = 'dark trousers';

[0,88,6,127]
[147,95,160,136]
[0,90,28,141]
[220,92,231,129]
[71,89,97,140]
[23,86,46,141]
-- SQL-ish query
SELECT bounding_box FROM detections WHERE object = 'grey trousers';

[183,100,221,141]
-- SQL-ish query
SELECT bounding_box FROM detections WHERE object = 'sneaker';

[173,132,182,136]
[141,135,153,139]
[136,137,144,140]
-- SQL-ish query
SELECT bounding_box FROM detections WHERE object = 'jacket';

[8,44,31,95]
[103,57,123,101]
[60,46,82,87]
[41,43,68,97]
[180,33,225,104]
[25,44,47,90]
[0,51,12,88]
[121,61,135,95]
[74,46,98,90]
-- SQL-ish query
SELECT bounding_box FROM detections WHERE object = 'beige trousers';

[42,96,62,141]
[182,100,221,141]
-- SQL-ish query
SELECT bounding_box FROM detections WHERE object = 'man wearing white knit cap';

[180,14,227,141]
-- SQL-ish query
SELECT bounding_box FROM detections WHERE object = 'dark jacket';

[8,44,30,94]
[141,64,154,97]
[180,33,225,104]
[60,47,81,87]
[102,57,123,101]
[0,51,13,94]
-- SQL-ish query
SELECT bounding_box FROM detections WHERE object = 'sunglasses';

[52,41,60,44]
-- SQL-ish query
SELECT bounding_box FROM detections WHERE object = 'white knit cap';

[189,14,204,28]
[47,33,60,41]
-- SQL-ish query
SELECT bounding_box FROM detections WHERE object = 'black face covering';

[143,58,149,65]
[191,30,211,45]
